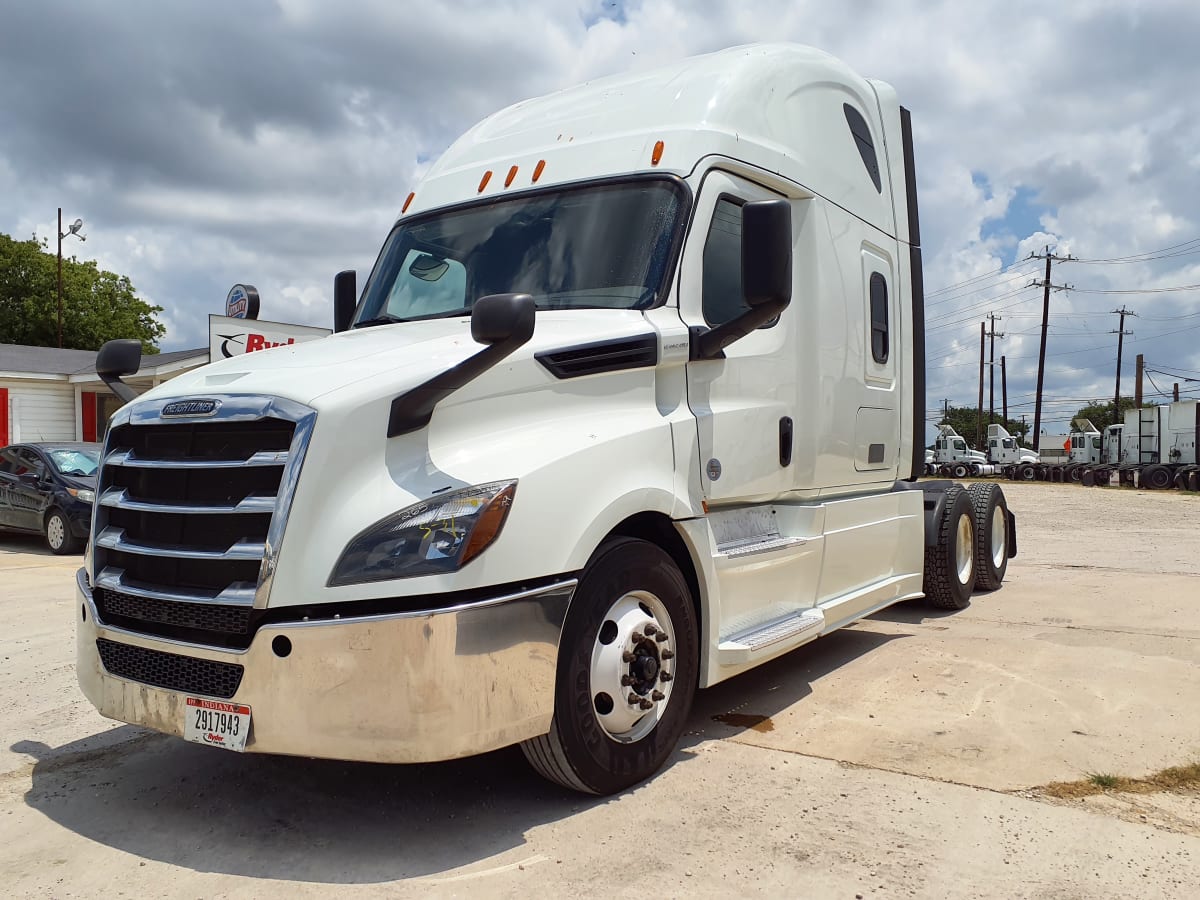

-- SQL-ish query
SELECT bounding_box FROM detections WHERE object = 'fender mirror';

[95,339,142,403]
[334,270,357,333]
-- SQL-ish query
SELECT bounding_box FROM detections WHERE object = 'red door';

[81,391,98,442]
[0,387,9,446]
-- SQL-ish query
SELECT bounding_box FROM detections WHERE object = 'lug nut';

[643,623,658,636]
[661,649,674,660]
[639,698,653,710]
[627,693,639,705]
[621,674,634,686]
[655,632,668,643]
[651,690,665,701]
[622,651,636,663]
[631,632,644,643]
[660,672,673,682]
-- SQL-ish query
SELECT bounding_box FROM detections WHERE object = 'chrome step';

[717,534,808,559]
[718,610,824,665]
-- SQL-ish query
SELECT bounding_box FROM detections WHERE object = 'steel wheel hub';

[589,590,676,743]
[955,514,974,586]
[990,505,1007,569]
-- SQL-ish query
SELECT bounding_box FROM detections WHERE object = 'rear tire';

[521,537,698,795]
[44,508,80,555]
[1018,463,1036,481]
[923,485,976,610]
[952,463,969,479]
[966,483,1008,590]
[1143,465,1172,490]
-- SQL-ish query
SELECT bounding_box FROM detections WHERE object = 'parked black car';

[0,442,101,554]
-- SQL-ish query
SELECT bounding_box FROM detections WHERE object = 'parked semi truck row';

[76,44,1016,795]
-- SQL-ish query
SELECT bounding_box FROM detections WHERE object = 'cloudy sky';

[3,0,1198,434]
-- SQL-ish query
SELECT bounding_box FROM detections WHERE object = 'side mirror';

[471,292,536,346]
[334,270,357,333]
[693,199,792,359]
[387,293,536,437]
[96,339,142,403]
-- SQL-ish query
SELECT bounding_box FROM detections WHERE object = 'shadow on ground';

[12,618,904,883]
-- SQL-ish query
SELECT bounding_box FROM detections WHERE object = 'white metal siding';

[0,378,76,442]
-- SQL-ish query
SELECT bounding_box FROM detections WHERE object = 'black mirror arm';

[387,335,524,437]
[100,371,139,404]
[689,297,789,360]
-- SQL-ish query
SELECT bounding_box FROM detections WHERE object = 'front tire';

[44,508,80,555]
[521,537,699,795]
[923,485,976,610]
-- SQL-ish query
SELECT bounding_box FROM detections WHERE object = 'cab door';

[679,171,797,503]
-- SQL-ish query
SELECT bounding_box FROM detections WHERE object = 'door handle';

[779,416,793,467]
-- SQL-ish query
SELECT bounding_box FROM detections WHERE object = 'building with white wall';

[0,343,206,445]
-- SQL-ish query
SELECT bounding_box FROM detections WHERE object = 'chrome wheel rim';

[990,505,1007,569]
[590,590,676,743]
[956,514,974,586]
[47,516,65,550]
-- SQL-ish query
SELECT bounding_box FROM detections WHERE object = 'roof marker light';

[532,160,546,182]
[651,140,664,166]
[505,165,518,188]
[402,192,415,213]
[478,170,492,193]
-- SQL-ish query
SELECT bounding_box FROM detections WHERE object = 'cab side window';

[702,197,745,326]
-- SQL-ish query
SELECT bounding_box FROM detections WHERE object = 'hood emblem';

[162,399,221,418]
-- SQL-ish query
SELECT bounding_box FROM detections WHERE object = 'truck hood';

[142,310,660,408]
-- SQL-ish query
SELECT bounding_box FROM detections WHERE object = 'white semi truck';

[76,44,1016,794]
[925,424,990,477]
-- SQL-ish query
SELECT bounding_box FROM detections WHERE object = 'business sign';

[208,315,331,363]
[225,284,261,320]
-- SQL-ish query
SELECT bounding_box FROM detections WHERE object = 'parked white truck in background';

[77,44,1015,794]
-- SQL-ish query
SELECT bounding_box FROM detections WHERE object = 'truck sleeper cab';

[76,44,1014,794]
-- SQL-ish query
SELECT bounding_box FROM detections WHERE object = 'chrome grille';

[90,395,315,650]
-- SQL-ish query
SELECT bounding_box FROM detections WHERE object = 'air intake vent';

[536,334,658,379]
[97,638,244,698]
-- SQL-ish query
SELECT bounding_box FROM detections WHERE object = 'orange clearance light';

[651,140,664,166]
[478,170,493,193]
[402,192,415,213]
[505,165,518,188]
[532,159,546,182]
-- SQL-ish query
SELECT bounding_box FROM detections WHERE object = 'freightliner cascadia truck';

[77,44,1015,794]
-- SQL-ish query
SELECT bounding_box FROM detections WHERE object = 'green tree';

[1071,397,1145,433]
[933,405,1029,450]
[0,232,164,353]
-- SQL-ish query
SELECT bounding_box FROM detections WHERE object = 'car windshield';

[48,448,100,477]
[354,179,687,325]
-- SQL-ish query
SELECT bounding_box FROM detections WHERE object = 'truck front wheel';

[521,537,698,795]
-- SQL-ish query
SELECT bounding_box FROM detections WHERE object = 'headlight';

[328,480,517,586]
[68,488,95,503]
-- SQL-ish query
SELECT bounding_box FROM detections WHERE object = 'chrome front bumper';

[76,568,575,763]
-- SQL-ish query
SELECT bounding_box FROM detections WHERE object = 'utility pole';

[1021,413,1027,446]
[1175,383,1181,402]
[1028,246,1074,451]
[56,208,86,349]
[1135,353,1144,408]
[943,398,949,423]
[986,312,1004,426]
[1001,355,1008,423]
[977,322,985,447]
[1110,306,1136,427]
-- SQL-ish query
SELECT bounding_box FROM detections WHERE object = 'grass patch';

[1040,762,1200,799]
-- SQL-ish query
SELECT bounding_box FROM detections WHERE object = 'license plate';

[184,697,251,752]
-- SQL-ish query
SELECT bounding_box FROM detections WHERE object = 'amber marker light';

[460,482,518,565]
[651,140,665,165]
[478,170,493,192]
[402,192,415,213]
[505,165,519,188]
[532,159,546,182]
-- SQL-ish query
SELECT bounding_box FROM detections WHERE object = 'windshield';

[49,448,99,477]
[355,179,687,325]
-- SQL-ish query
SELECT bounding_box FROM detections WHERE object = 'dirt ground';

[1,481,1198,898]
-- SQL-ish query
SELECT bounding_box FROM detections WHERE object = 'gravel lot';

[1,481,1197,898]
